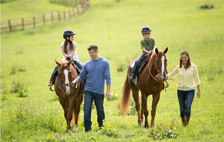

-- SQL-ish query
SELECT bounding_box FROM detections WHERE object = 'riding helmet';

[63,29,76,39]
[141,26,151,34]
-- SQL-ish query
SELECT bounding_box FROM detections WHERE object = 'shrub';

[9,64,26,75]
[10,80,28,97]
[10,64,18,74]
[199,4,214,9]
[98,121,120,138]
[148,119,178,140]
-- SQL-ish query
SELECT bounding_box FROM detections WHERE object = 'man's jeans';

[177,90,195,117]
[84,91,105,132]
[132,54,145,77]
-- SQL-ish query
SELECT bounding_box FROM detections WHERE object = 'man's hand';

[72,79,78,86]
[106,91,111,100]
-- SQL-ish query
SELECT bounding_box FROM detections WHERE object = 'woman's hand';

[197,91,200,98]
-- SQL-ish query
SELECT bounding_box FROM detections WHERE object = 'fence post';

[58,11,61,21]
[43,14,45,25]
[8,20,12,32]
[68,10,71,18]
[22,18,24,30]
[51,13,54,22]
[33,16,35,28]
[64,10,66,20]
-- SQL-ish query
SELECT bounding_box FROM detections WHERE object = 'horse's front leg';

[66,96,76,133]
[73,94,83,131]
[142,93,149,127]
[151,93,160,127]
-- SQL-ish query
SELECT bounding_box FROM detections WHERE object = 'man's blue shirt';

[77,57,111,94]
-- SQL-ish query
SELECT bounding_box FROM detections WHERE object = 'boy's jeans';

[177,90,195,117]
[132,54,145,77]
[84,91,105,132]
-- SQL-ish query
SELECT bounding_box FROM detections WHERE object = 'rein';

[57,66,78,92]
[147,54,169,89]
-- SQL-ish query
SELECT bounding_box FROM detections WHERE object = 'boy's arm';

[142,47,153,54]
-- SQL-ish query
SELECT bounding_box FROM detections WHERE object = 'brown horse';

[120,47,168,127]
[54,59,84,133]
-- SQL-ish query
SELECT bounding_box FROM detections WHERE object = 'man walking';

[72,44,111,132]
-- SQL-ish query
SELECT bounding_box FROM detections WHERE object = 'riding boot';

[181,116,185,126]
[186,115,191,126]
[129,76,136,80]
[48,78,53,86]
[183,114,187,126]
[181,115,187,126]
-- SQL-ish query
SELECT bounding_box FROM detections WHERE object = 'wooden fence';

[0,0,89,34]
[50,0,87,6]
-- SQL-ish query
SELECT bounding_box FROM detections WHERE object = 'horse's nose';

[65,86,71,94]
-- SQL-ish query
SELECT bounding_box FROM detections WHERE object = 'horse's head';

[55,59,73,95]
[154,47,168,80]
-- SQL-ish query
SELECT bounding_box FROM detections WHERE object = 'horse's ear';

[67,60,73,66]
[164,47,168,54]
[155,47,159,54]
[55,59,61,67]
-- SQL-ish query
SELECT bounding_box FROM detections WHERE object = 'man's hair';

[87,44,98,52]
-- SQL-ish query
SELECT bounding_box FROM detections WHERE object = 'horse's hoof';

[73,124,78,131]
[145,123,150,128]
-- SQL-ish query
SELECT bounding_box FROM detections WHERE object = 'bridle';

[148,54,169,88]
[57,66,78,93]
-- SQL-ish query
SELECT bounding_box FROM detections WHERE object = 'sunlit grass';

[1,0,224,141]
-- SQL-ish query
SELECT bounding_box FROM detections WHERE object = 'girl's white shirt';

[61,41,79,61]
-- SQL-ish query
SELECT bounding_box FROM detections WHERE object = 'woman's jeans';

[177,90,195,117]
[50,61,83,78]
[84,91,105,132]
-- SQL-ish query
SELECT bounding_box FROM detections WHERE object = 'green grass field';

[1,0,224,141]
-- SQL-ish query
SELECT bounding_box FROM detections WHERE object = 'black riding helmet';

[141,26,151,34]
[63,29,75,43]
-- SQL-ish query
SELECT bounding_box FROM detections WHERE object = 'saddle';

[130,54,151,86]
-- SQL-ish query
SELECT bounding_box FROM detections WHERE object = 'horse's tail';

[120,70,131,117]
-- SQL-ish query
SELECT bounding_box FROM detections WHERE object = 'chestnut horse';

[120,47,168,127]
[54,59,84,133]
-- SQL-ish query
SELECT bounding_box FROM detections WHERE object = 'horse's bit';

[58,68,78,92]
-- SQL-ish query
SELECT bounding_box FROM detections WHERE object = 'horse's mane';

[149,51,157,62]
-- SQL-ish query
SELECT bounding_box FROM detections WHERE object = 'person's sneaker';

[129,76,136,80]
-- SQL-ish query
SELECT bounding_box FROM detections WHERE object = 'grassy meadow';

[1,0,224,141]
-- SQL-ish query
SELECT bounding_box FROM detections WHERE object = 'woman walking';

[157,50,201,126]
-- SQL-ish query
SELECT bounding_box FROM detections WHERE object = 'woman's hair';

[63,39,74,54]
[87,44,98,52]
[179,50,191,68]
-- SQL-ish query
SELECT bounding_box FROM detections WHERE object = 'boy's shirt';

[140,37,156,54]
